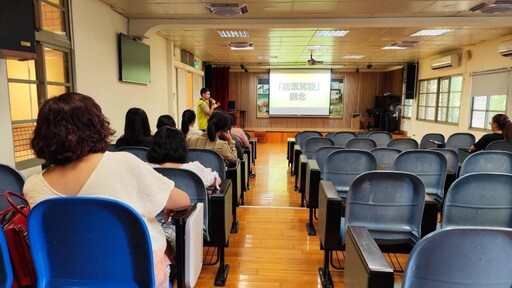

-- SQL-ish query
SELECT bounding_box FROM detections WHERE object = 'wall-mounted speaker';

[228,100,236,111]
[404,62,418,100]
[0,0,36,60]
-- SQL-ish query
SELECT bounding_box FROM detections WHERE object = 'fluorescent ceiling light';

[382,46,407,50]
[411,29,454,36]
[315,30,349,37]
[306,45,329,50]
[230,46,254,50]
[218,30,250,38]
[343,55,365,59]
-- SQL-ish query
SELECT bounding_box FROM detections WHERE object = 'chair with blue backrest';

[387,138,419,151]
[485,140,512,152]
[370,147,401,170]
[367,131,392,147]
[187,148,226,179]
[318,171,425,287]
[154,167,214,288]
[298,137,334,207]
[332,132,357,148]
[293,131,323,188]
[187,148,241,235]
[419,133,445,149]
[322,149,377,200]
[0,229,13,288]
[430,148,459,202]
[0,164,26,211]
[158,165,232,287]
[445,132,475,153]
[28,197,157,287]
[345,138,377,151]
[441,173,512,229]
[115,146,149,162]
[402,227,512,288]
[393,150,447,204]
[304,146,343,235]
[459,150,512,177]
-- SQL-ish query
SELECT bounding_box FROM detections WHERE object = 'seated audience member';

[181,109,202,137]
[156,114,176,129]
[115,107,153,149]
[148,126,221,188]
[228,112,250,149]
[470,113,512,152]
[23,92,190,288]
[229,112,255,177]
[186,110,238,164]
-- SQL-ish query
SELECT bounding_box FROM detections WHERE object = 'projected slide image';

[269,69,332,116]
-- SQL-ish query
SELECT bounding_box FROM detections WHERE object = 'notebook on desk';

[458,148,472,164]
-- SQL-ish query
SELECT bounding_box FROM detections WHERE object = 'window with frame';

[470,70,510,129]
[417,75,462,123]
[6,0,72,169]
[402,99,413,118]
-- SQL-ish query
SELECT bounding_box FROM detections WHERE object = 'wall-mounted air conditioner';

[499,40,512,57]
[431,54,461,70]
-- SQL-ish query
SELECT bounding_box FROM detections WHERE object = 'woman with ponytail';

[470,113,512,152]
[181,109,202,137]
[185,110,238,163]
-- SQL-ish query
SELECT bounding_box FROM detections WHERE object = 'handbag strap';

[4,191,29,218]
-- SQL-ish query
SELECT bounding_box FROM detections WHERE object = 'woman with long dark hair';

[148,126,221,188]
[470,113,512,152]
[181,109,202,137]
[185,110,237,163]
[115,107,152,148]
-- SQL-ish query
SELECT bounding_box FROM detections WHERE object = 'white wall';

[0,59,15,166]
[71,0,170,137]
[402,34,512,142]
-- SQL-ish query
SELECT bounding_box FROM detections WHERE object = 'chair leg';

[214,246,230,287]
[306,207,316,235]
[318,249,334,288]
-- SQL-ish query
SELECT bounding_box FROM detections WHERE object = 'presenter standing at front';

[197,88,220,131]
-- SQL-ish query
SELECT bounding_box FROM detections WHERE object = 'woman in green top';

[197,87,220,130]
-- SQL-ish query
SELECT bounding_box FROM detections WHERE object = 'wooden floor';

[194,142,407,288]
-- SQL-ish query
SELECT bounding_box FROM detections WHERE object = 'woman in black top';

[115,107,153,148]
[470,113,512,152]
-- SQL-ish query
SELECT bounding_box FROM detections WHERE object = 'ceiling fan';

[307,51,324,65]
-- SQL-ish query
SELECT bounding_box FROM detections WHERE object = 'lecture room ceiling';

[102,0,512,71]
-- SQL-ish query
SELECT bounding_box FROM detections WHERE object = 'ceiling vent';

[204,3,248,17]
[229,42,254,50]
[469,0,512,14]
[431,53,462,70]
[499,40,512,57]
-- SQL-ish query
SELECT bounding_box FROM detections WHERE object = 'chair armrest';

[298,154,308,192]
[318,180,343,250]
[345,226,394,288]
[226,161,241,205]
[207,179,233,246]
[170,203,199,288]
[305,160,321,207]
[171,203,198,225]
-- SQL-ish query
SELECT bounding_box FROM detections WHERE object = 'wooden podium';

[351,113,373,130]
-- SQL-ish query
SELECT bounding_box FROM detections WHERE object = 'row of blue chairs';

[317,170,512,287]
